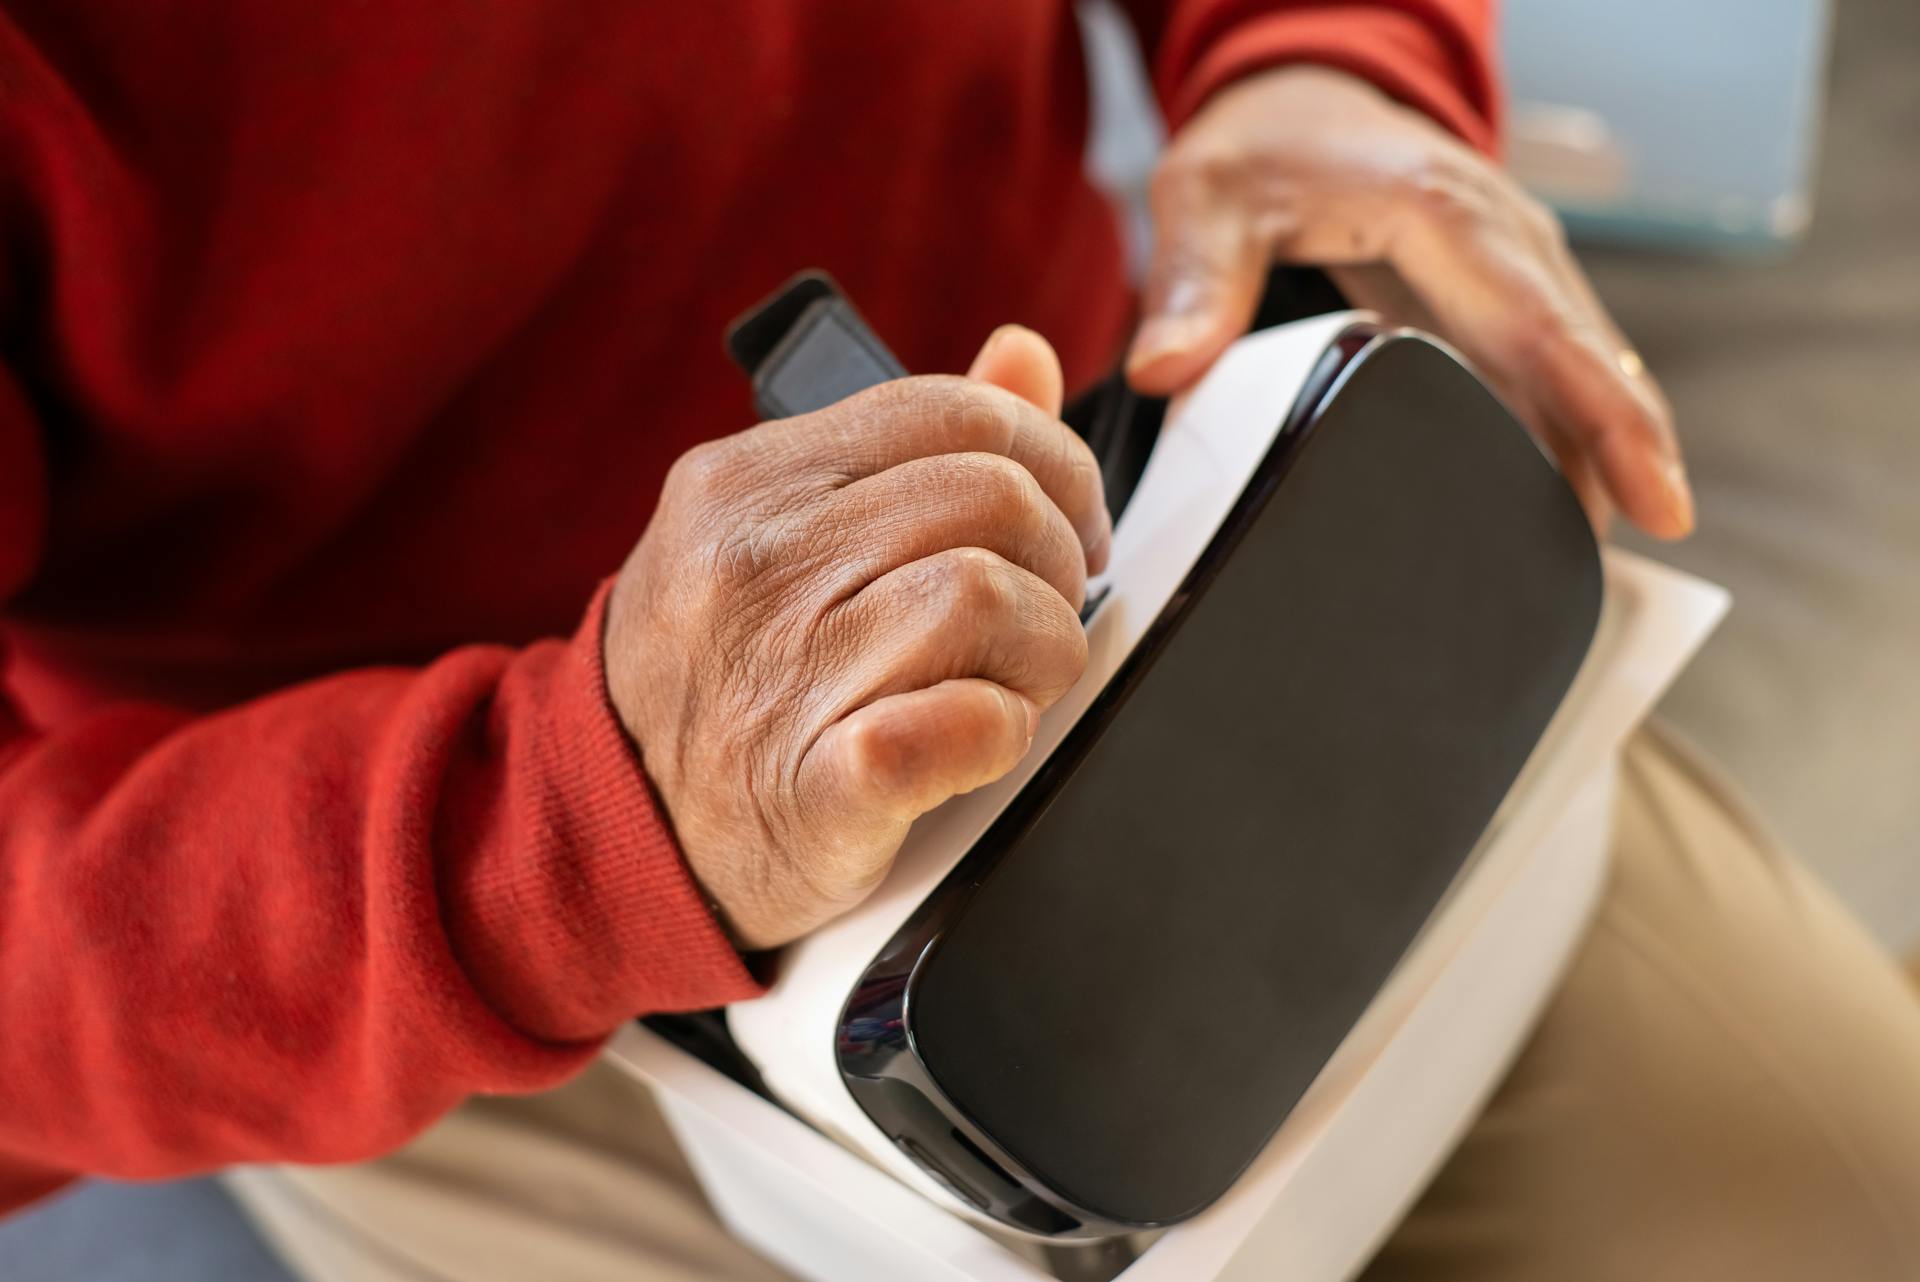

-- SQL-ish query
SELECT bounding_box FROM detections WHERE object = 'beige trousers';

[224,728,1920,1281]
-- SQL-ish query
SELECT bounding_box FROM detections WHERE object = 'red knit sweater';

[0,1,1493,1213]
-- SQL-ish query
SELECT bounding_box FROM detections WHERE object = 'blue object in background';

[1502,0,1832,252]
[1080,0,1833,259]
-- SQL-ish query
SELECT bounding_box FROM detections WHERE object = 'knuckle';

[899,375,1016,455]
[836,713,902,798]
[927,546,1013,625]
[952,384,1019,456]
[1151,144,1245,210]
[956,450,1041,522]
[841,376,921,430]
[1403,150,1502,228]
[940,452,1044,533]
[666,437,737,499]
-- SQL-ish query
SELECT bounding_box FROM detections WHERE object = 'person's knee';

[1558,907,1920,1278]
[1369,732,1920,1281]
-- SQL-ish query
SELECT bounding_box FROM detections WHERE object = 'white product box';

[608,550,1727,1282]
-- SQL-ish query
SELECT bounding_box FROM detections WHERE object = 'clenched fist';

[605,326,1108,950]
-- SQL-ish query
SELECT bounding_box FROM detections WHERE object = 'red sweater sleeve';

[0,399,759,1208]
[1123,0,1501,151]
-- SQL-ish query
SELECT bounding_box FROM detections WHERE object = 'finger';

[799,677,1039,889]
[823,546,1089,714]
[781,376,1110,568]
[1523,311,1691,538]
[1376,170,1694,537]
[1496,377,1619,537]
[1126,169,1270,395]
[967,325,1107,570]
[1339,263,1618,536]
[968,324,1064,418]
[1546,250,1689,478]
[821,450,1089,609]
[1557,443,1616,536]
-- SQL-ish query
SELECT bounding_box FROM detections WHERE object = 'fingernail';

[1661,459,1695,536]
[1127,312,1212,376]
[1018,694,1040,742]
[968,325,1020,377]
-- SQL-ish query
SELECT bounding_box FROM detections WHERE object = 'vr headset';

[700,273,1601,1241]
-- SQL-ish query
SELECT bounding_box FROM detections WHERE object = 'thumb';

[967,323,1065,416]
[799,678,1039,896]
[1126,188,1267,396]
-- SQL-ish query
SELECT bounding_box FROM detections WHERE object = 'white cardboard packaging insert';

[608,549,1727,1282]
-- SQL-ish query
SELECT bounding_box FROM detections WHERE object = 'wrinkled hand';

[606,327,1106,950]
[1127,65,1693,539]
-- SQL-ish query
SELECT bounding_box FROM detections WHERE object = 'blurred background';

[3,0,1914,1276]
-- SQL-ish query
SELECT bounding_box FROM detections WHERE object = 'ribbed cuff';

[1157,2,1501,154]
[445,579,765,1044]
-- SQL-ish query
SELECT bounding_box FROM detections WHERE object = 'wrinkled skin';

[607,329,1102,949]
[611,67,1694,950]
[1128,65,1693,539]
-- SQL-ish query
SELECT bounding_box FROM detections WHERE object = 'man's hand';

[1127,65,1693,540]
[605,327,1106,950]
